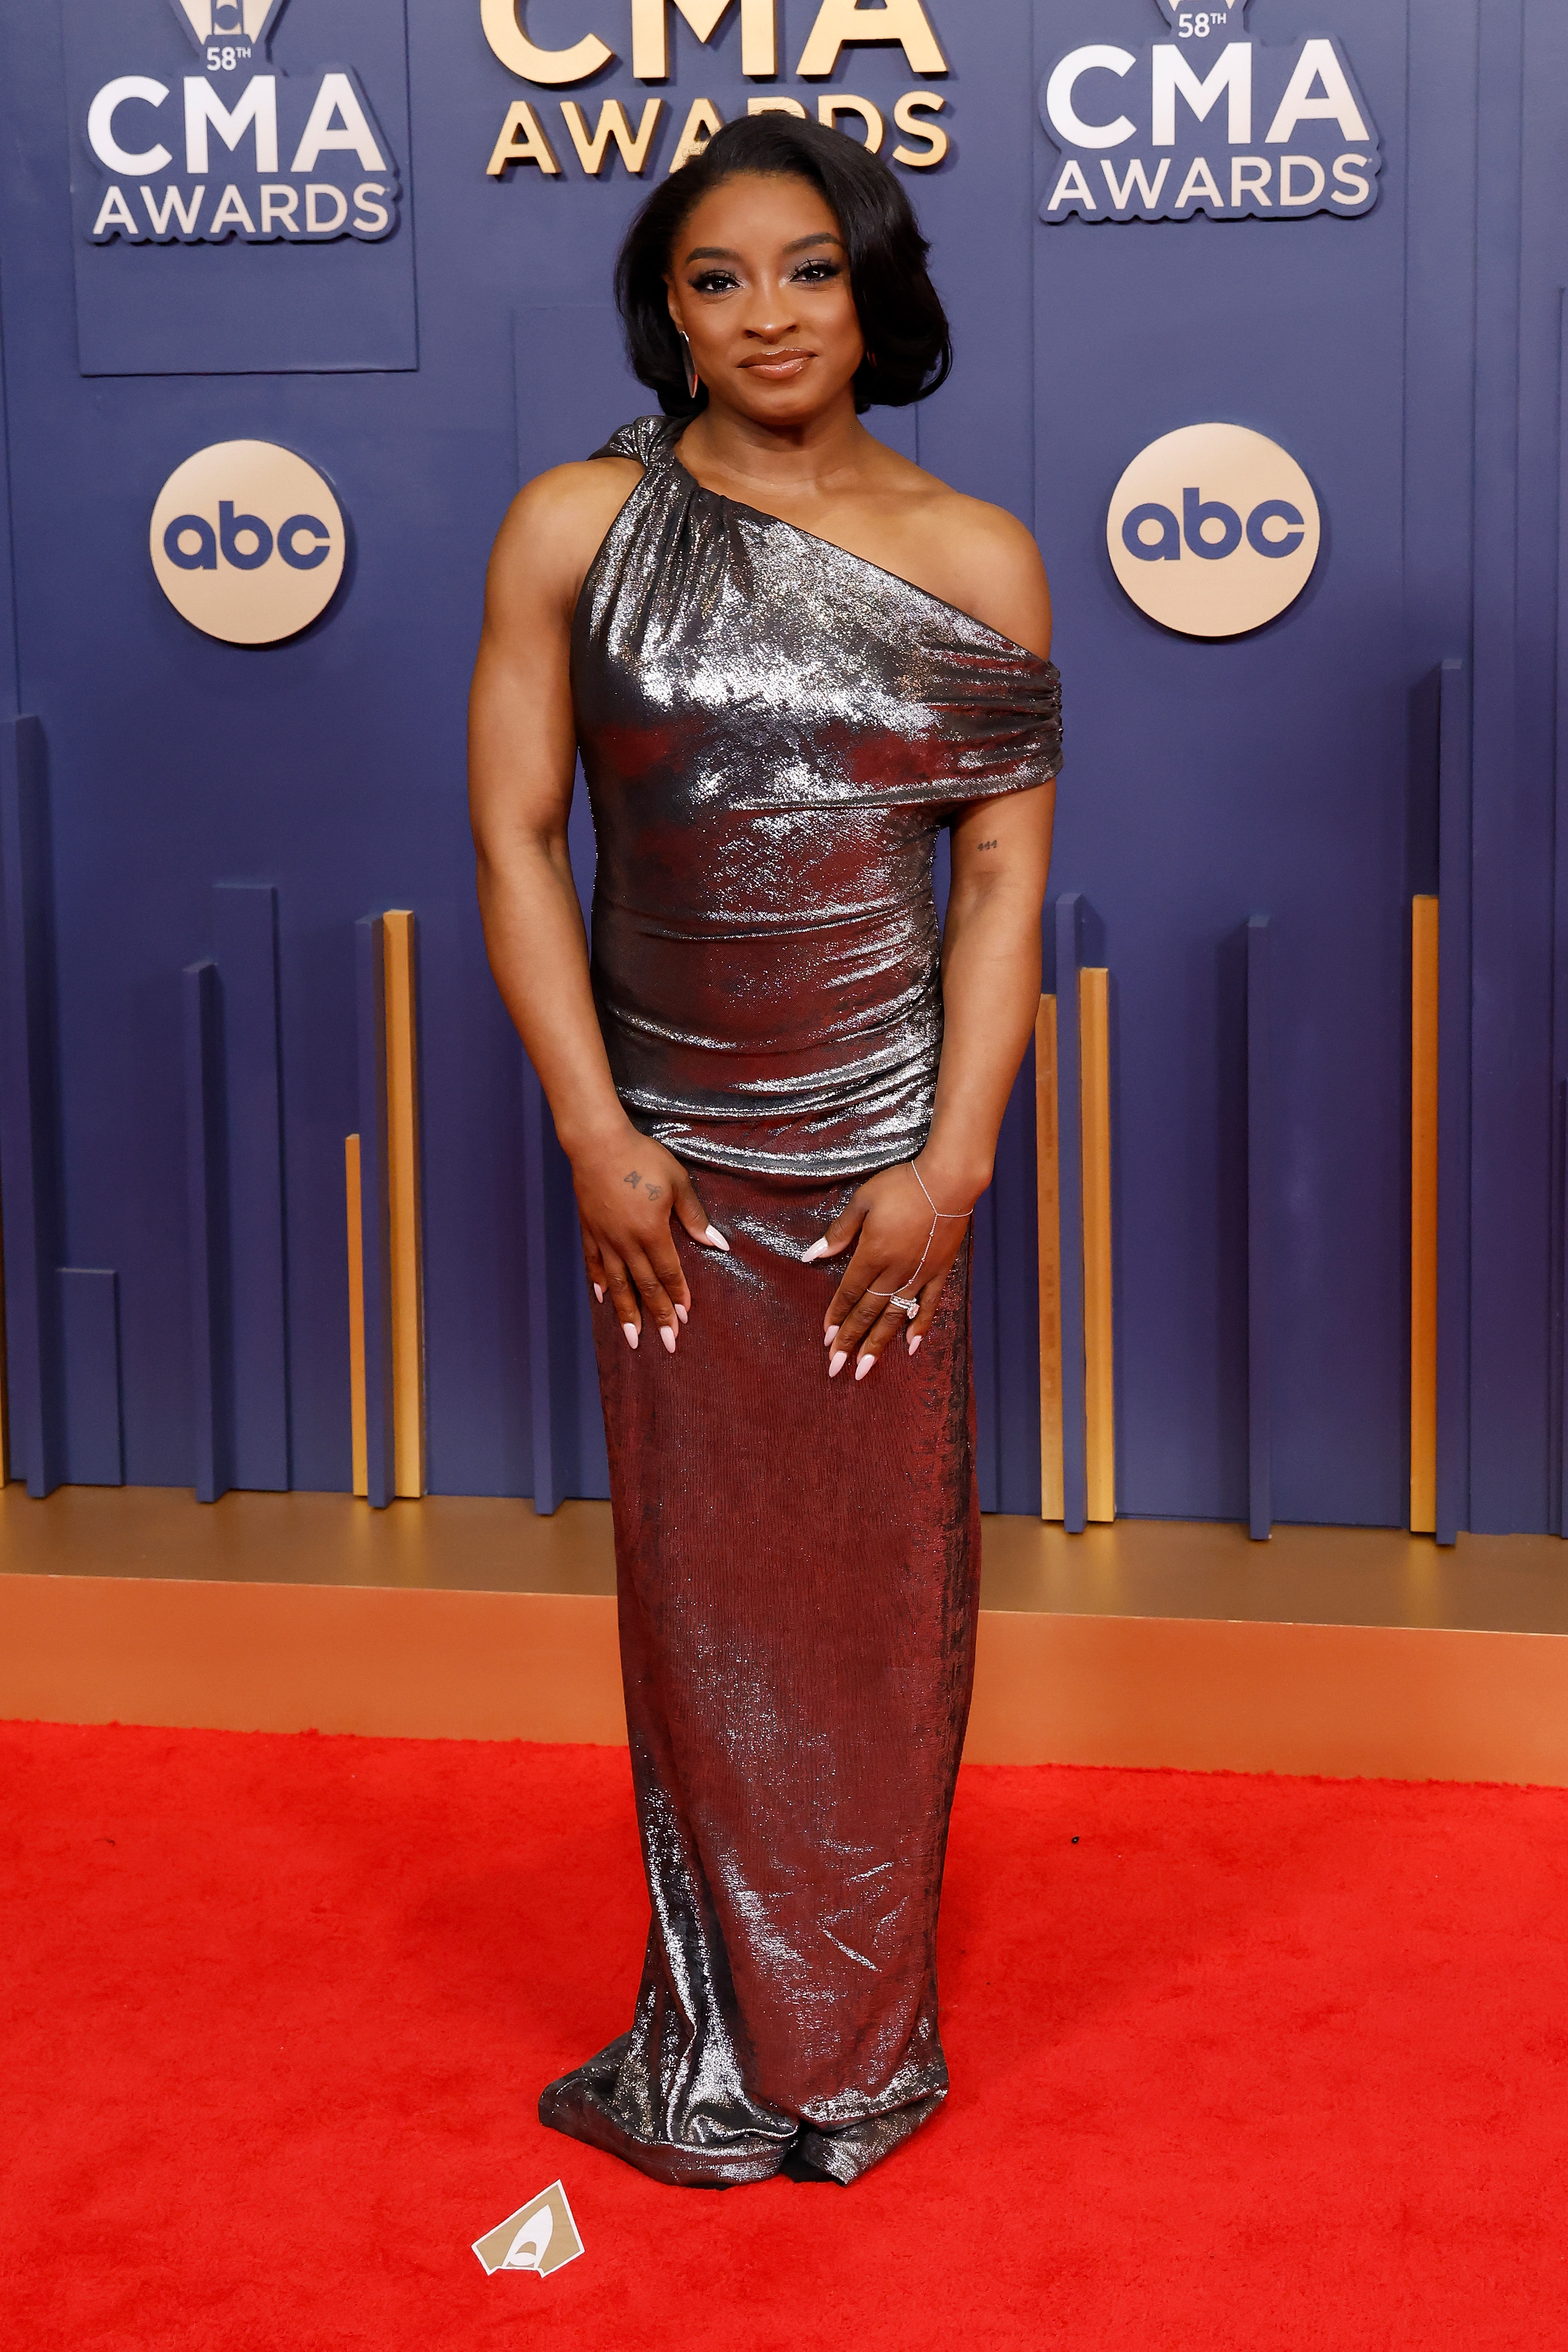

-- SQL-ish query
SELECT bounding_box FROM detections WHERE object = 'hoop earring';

[678,330,700,402]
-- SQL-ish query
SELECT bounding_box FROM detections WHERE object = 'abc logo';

[1107,423,1320,638]
[150,440,344,645]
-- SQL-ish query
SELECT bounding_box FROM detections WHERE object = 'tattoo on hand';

[623,1170,640,1187]
[644,1183,663,1201]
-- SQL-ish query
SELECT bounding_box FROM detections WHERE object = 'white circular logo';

[1106,423,1320,638]
[150,440,345,645]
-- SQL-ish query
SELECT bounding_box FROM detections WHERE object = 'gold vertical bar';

[383,911,427,1500]
[1079,967,1115,1522]
[1036,994,1064,1520]
[1410,894,1439,1534]
[346,1134,367,1500]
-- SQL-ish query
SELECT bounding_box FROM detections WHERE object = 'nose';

[740,282,802,343]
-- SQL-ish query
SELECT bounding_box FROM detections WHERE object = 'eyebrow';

[683,231,845,263]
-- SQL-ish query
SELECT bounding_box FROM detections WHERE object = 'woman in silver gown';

[470,117,1059,2189]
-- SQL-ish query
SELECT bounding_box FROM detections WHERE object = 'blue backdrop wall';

[0,0,1563,1533]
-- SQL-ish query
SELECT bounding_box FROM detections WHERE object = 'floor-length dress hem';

[540,2044,948,2187]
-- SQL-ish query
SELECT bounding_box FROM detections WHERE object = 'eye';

[689,269,738,295]
[792,258,841,284]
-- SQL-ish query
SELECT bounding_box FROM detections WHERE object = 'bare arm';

[468,461,725,1356]
[818,509,1056,1378]
[927,777,1056,1198]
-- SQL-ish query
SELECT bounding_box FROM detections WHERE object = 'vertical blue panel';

[0,713,62,1495]
[59,1266,123,1487]
[1436,660,1473,1547]
[992,1064,1041,1514]
[0,257,18,722]
[183,959,231,1504]
[355,915,393,1510]
[1247,918,1272,1543]
[214,884,289,1491]
[1555,293,1568,1539]
[1054,893,1086,1534]
[1555,1071,1568,1539]
[970,1185,1000,1515]
[1469,0,1552,1533]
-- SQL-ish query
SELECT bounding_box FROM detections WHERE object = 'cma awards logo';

[82,0,400,246]
[1106,424,1321,638]
[150,442,346,645]
[1039,0,1380,223]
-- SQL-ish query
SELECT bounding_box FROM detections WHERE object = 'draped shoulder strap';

[590,414,683,468]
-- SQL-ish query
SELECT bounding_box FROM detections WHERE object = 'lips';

[740,350,813,378]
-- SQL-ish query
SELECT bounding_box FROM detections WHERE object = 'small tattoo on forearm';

[976,838,999,851]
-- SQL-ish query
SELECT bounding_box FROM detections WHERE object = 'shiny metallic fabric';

[571,415,1062,1181]
[538,417,1060,2187]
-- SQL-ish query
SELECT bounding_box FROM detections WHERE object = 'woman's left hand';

[806,1161,977,1380]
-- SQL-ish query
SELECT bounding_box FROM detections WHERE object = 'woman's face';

[665,171,864,427]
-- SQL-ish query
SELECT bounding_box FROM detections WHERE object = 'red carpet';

[4,1722,1565,2350]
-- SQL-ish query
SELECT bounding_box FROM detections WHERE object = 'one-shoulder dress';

[538,415,1062,2187]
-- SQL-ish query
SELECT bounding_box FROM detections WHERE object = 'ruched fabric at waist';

[591,889,943,1179]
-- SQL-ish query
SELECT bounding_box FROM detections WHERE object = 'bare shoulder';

[862,441,1052,657]
[485,455,644,623]
[915,479,1052,657]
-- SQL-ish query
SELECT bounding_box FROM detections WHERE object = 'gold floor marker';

[472,2182,584,2279]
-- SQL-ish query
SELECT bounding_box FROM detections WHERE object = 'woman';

[470,116,1059,2189]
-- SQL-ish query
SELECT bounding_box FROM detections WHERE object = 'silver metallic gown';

[538,415,1062,2187]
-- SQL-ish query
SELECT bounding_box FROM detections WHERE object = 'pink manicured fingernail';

[823,1324,840,1349]
[593,1283,604,1303]
[622,1322,638,1350]
[660,1325,676,1355]
[855,1354,875,1380]
[801,1237,830,1262]
[674,1302,688,1324]
[703,1226,730,1252]
[828,1350,847,1379]
[907,1331,923,1356]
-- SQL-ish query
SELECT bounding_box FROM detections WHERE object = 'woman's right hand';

[570,1124,728,1354]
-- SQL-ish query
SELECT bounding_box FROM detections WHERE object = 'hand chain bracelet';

[865,1160,973,1320]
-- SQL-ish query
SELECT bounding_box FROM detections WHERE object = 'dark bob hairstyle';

[613,114,951,418]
